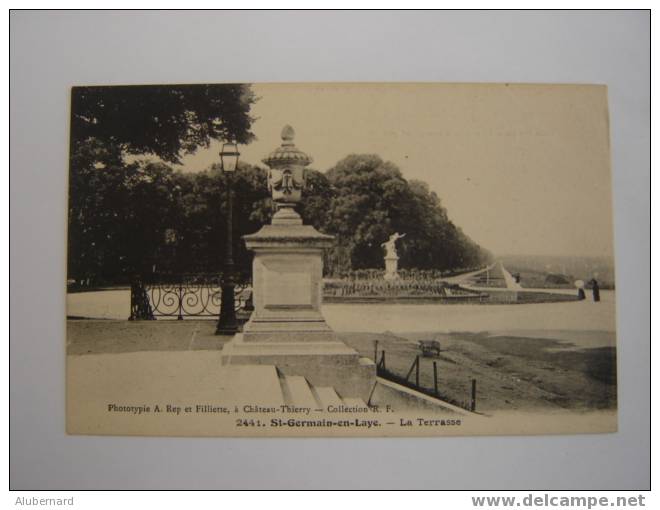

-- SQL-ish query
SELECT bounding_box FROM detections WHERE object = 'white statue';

[381,232,406,259]
[382,232,405,281]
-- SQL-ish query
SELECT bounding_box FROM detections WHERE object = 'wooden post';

[374,340,379,363]
[433,361,438,396]
[405,358,413,381]
[470,379,477,412]
[415,355,420,387]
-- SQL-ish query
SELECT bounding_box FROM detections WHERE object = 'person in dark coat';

[589,278,601,302]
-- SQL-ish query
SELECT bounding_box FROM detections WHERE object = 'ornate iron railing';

[129,273,252,320]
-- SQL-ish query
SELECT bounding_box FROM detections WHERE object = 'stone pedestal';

[384,255,399,280]
[220,335,376,402]
[220,206,376,401]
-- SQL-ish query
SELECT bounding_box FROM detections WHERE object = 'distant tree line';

[67,84,491,285]
[68,155,491,285]
[310,155,492,275]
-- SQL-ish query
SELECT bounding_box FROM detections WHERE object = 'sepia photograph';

[65,82,617,437]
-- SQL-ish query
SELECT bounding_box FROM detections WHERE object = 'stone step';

[312,386,342,408]
[281,375,319,408]
[219,364,285,406]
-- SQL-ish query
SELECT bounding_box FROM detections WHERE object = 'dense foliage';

[307,155,492,275]
[67,84,490,284]
[68,84,259,284]
[68,162,271,284]
[70,84,257,166]
[68,154,491,285]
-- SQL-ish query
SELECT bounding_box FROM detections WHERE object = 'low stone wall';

[324,289,580,305]
[479,290,580,305]
[324,294,484,304]
[323,278,484,302]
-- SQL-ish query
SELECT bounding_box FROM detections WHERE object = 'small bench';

[419,340,441,358]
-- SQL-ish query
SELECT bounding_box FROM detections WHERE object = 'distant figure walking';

[589,278,601,302]
[575,280,586,300]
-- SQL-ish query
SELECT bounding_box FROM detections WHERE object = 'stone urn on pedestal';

[219,126,375,401]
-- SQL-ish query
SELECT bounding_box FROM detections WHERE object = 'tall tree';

[316,154,491,273]
[68,83,258,283]
[67,161,272,284]
[70,83,257,166]
[67,160,180,283]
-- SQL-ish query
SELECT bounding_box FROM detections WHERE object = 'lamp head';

[220,142,240,172]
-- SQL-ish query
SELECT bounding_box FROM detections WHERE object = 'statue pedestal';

[384,255,399,280]
[220,207,376,401]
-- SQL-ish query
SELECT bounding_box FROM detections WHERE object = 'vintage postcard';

[66,82,616,437]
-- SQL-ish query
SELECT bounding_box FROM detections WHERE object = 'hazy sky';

[173,83,614,258]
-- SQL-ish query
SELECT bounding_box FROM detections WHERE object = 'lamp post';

[216,142,240,335]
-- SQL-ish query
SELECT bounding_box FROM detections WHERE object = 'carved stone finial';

[281,125,295,143]
[262,125,312,168]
